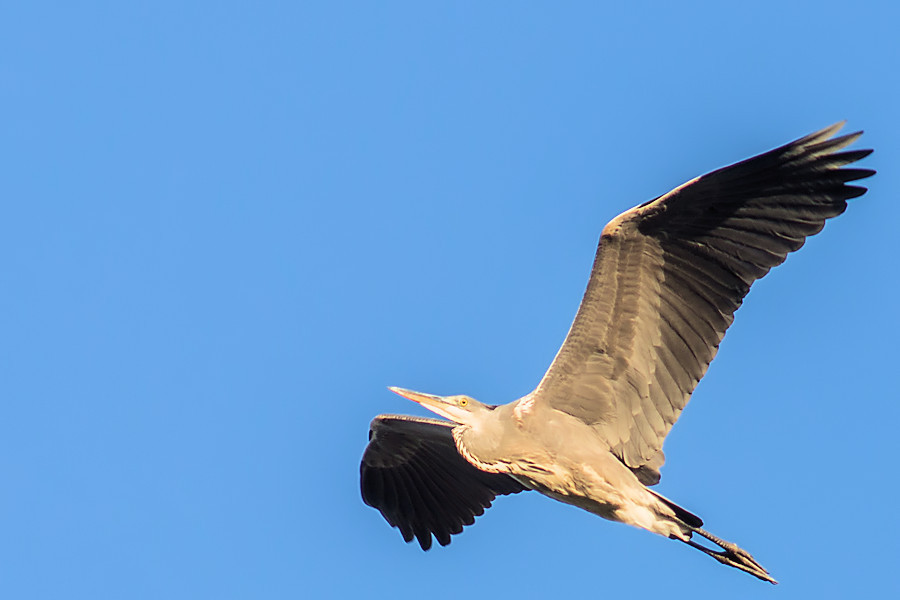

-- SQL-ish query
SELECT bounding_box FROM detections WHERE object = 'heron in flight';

[359,123,873,583]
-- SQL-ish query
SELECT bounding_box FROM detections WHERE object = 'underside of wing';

[360,414,525,549]
[533,123,874,476]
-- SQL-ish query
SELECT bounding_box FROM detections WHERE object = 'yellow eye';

[458,397,468,407]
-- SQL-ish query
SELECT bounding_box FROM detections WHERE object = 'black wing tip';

[416,531,434,551]
[790,122,871,154]
[775,123,874,193]
[842,168,877,182]
[832,149,874,165]
[844,185,870,200]
[808,121,845,139]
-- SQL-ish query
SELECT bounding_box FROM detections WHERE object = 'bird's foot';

[687,528,777,584]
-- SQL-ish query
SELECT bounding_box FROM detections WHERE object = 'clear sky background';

[2,2,898,599]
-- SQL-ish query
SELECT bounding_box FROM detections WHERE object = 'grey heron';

[359,123,874,583]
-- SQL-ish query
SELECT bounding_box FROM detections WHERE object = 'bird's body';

[360,124,875,584]
[456,395,688,540]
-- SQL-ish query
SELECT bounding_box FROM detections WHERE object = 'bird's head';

[388,386,493,425]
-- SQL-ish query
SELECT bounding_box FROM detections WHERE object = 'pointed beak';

[388,386,460,422]
[388,386,445,409]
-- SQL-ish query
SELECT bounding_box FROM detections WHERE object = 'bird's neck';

[451,406,516,474]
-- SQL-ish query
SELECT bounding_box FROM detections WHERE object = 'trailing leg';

[681,527,777,584]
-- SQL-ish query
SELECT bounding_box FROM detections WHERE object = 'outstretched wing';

[360,414,525,549]
[532,123,874,477]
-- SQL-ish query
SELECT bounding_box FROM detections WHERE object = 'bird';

[359,123,874,583]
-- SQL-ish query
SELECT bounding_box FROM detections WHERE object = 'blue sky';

[2,2,898,598]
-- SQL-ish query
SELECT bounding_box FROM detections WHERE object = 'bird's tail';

[649,490,777,584]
